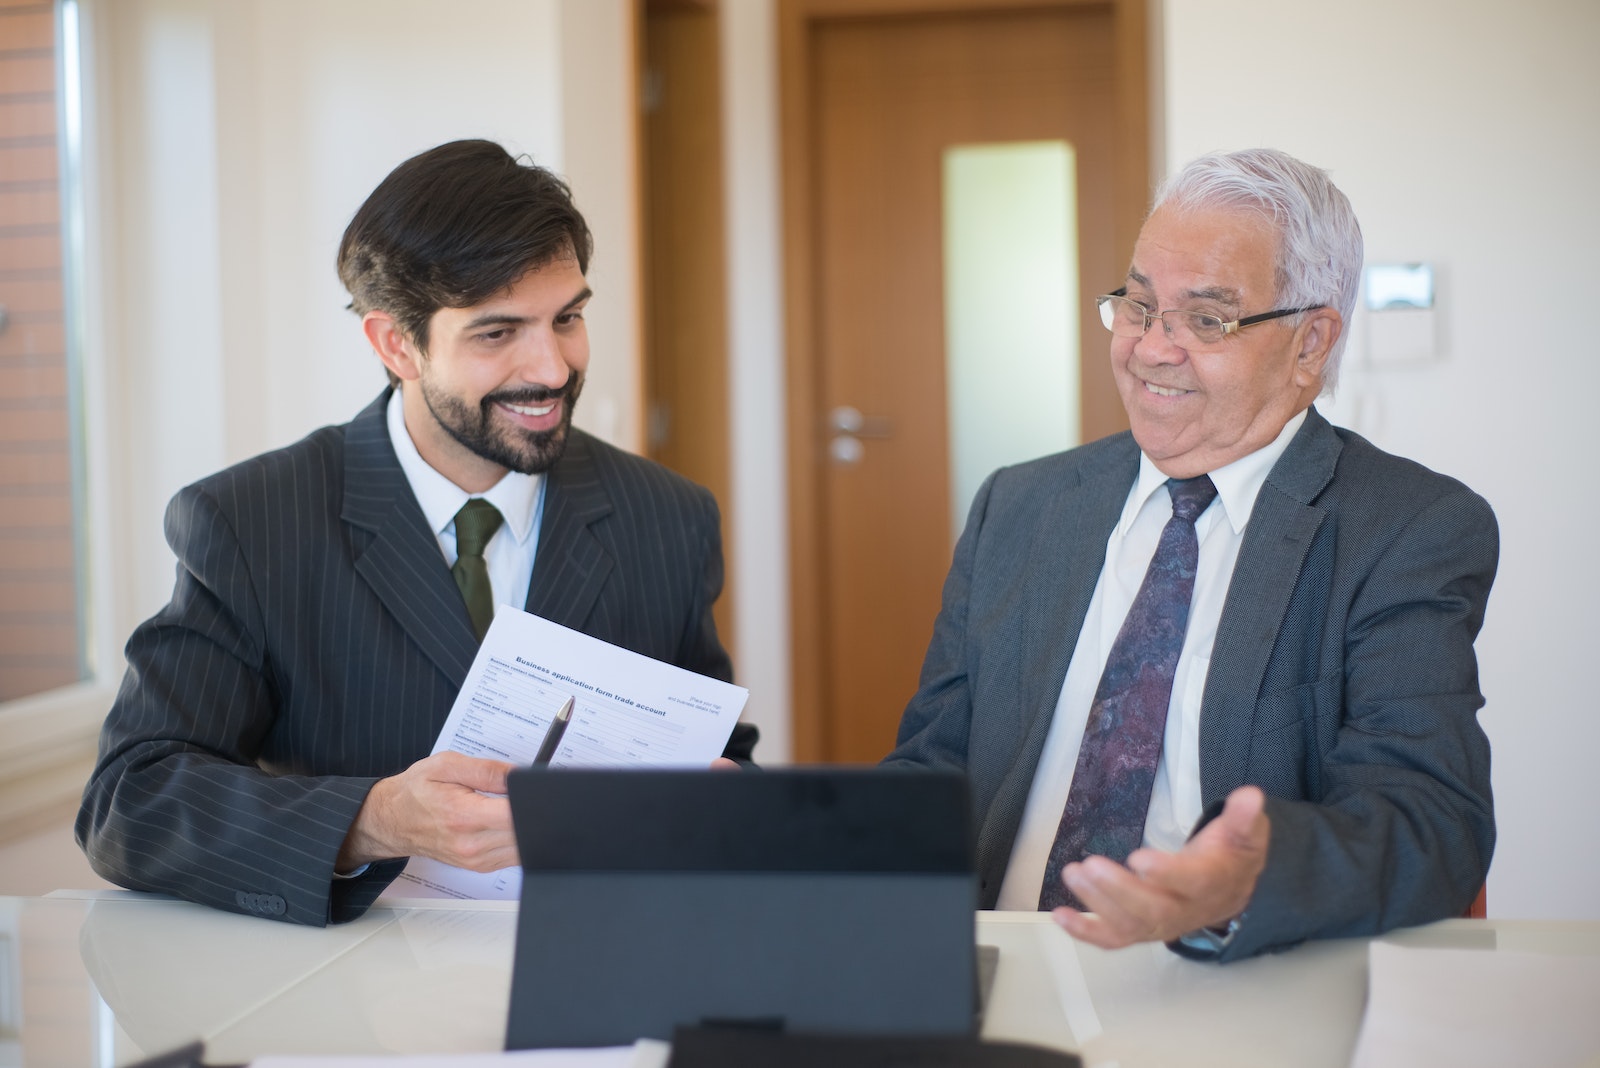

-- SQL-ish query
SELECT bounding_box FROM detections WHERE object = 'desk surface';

[3,892,1596,1067]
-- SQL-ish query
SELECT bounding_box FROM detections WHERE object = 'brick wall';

[0,0,78,702]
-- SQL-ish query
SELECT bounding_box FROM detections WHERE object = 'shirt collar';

[386,388,542,544]
[1119,408,1308,537]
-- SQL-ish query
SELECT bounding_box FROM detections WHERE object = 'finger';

[1070,855,1219,944]
[1052,903,1142,950]
[1064,858,1167,936]
[1212,785,1268,846]
[1066,854,1151,906]
[454,832,521,873]
[432,791,512,843]
[431,752,516,794]
[466,792,514,833]
[709,757,740,771]
[1127,841,1218,890]
[1125,845,1176,880]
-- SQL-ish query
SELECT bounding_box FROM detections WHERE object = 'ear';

[1292,307,1342,388]
[363,311,423,383]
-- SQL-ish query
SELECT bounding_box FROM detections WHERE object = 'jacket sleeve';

[1222,484,1499,960]
[75,483,398,926]
[881,471,999,773]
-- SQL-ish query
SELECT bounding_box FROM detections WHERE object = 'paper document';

[249,1037,671,1067]
[388,606,748,901]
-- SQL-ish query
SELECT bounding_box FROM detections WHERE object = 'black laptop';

[503,767,979,1050]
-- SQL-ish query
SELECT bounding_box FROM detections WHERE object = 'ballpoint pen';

[532,696,574,765]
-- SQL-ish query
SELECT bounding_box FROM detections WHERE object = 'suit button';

[235,890,285,915]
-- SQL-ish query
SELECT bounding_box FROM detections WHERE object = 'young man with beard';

[77,140,755,925]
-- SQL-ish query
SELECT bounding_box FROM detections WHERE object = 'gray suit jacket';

[77,391,754,925]
[884,407,1497,960]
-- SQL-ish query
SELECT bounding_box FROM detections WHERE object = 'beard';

[419,370,583,475]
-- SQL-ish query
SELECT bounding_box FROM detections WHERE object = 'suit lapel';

[994,438,1138,834]
[1199,407,1341,803]
[1020,441,1139,730]
[526,430,615,629]
[342,391,480,693]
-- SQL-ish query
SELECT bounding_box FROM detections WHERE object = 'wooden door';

[638,0,735,656]
[782,1,1148,763]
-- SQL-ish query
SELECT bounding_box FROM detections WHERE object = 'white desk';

[3,892,1595,1067]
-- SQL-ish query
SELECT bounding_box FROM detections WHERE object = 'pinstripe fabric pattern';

[76,390,751,925]
[884,407,1498,960]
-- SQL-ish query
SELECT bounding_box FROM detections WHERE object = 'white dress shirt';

[995,410,1306,910]
[385,389,545,613]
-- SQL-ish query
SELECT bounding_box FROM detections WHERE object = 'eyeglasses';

[1095,288,1323,348]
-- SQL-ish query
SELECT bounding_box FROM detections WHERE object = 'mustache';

[482,371,581,408]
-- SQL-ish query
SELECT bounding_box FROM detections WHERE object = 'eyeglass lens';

[1098,295,1226,346]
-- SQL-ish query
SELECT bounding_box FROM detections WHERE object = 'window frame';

[0,0,120,847]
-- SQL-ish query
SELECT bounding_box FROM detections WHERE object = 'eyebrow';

[1181,285,1243,306]
[1125,267,1244,308]
[460,287,593,332]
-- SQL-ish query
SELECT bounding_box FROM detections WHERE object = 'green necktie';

[451,498,504,641]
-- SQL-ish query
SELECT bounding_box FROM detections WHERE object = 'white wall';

[87,0,646,645]
[1161,0,1600,919]
[721,2,792,760]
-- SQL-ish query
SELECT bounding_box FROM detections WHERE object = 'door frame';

[778,0,1152,761]
[637,0,737,657]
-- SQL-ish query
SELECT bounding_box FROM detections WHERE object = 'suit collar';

[380,388,545,547]
[342,397,624,689]
[1262,405,1341,505]
[1020,436,1141,725]
[343,389,481,691]
[990,437,1140,833]
[525,429,616,630]
[1199,406,1343,802]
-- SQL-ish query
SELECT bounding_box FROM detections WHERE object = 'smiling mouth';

[1143,381,1192,397]
[500,400,558,417]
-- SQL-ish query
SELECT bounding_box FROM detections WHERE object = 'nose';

[515,325,571,388]
[1132,314,1187,364]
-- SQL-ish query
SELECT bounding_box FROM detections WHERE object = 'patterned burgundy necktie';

[1039,474,1218,910]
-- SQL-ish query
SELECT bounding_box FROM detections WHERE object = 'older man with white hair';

[886,148,1497,961]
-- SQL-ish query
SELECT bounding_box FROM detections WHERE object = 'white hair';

[1151,148,1363,394]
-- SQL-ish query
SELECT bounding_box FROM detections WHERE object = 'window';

[0,0,101,846]
[1,0,84,706]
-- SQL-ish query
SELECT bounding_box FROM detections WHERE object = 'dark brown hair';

[337,139,593,364]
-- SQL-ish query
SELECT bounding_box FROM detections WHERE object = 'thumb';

[1212,785,1268,849]
[434,751,515,794]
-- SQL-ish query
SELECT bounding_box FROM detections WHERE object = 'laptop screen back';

[504,767,976,1049]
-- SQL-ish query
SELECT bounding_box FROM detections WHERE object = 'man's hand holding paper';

[338,750,518,874]
[385,606,751,900]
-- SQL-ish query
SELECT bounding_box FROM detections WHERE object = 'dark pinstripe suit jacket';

[77,390,754,925]
[884,407,1498,960]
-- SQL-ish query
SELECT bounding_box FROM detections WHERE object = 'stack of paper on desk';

[386,607,748,901]
[248,1039,670,1066]
[1350,940,1600,1067]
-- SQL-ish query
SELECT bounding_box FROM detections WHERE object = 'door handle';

[828,405,893,438]
[827,406,893,466]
